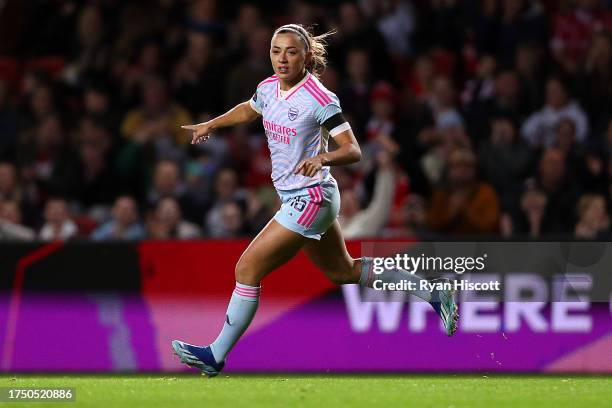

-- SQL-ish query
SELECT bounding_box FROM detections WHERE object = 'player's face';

[270,33,310,83]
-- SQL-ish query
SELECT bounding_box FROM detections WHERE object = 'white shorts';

[273,177,340,240]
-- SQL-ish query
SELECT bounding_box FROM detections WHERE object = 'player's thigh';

[235,219,309,285]
[302,220,358,284]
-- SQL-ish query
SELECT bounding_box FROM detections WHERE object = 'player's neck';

[279,70,308,91]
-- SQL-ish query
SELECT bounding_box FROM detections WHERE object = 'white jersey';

[249,72,347,191]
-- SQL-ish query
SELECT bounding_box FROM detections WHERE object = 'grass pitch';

[1,375,611,408]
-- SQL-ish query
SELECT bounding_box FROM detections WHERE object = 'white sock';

[358,257,432,302]
[209,282,260,362]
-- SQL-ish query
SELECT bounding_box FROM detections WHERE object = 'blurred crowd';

[1,0,612,241]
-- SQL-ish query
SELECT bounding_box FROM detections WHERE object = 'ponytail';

[274,24,336,78]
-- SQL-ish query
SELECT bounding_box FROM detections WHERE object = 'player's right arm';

[182,101,260,144]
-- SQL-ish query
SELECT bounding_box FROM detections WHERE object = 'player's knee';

[234,259,260,285]
[328,272,351,285]
[326,263,359,285]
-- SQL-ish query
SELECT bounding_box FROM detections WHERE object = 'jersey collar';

[277,72,311,100]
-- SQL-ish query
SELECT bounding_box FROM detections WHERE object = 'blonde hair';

[273,24,336,78]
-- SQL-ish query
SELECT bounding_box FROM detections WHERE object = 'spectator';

[467,69,526,143]
[365,82,399,153]
[553,118,586,180]
[0,81,18,156]
[574,193,610,239]
[82,81,120,135]
[39,197,78,241]
[205,168,245,237]
[185,0,226,41]
[479,115,533,212]
[50,117,118,209]
[121,75,192,155]
[148,197,201,239]
[512,148,579,236]
[21,84,57,129]
[427,148,500,235]
[383,194,430,238]
[117,40,164,105]
[577,31,612,127]
[147,159,201,223]
[63,4,111,85]
[461,55,497,112]
[0,161,21,203]
[536,147,580,233]
[521,77,589,147]
[225,25,271,108]
[17,114,69,198]
[496,0,548,66]
[0,2,610,243]
[244,189,276,235]
[428,76,464,131]
[214,201,247,238]
[0,200,35,240]
[226,3,262,57]
[515,43,546,113]
[551,0,612,73]
[328,2,390,79]
[91,196,146,241]
[375,0,416,59]
[340,151,396,239]
[337,48,373,137]
[421,126,471,186]
[408,54,435,101]
[515,180,549,238]
[173,31,223,117]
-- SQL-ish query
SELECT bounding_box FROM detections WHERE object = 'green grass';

[1,375,611,408]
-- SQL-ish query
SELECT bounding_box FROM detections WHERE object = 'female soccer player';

[173,24,458,376]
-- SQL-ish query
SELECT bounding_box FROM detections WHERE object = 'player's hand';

[295,156,324,177]
[181,122,215,144]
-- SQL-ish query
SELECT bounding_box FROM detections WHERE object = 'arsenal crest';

[288,107,299,121]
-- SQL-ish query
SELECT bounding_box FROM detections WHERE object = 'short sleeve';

[313,93,342,125]
[314,93,351,137]
[249,88,263,114]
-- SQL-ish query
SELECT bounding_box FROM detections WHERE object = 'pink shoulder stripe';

[257,75,278,88]
[306,78,332,103]
[304,81,332,106]
[304,83,325,106]
[307,80,332,105]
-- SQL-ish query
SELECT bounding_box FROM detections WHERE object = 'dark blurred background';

[1,0,612,242]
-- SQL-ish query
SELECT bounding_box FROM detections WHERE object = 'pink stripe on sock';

[234,288,260,298]
[235,284,260,292]
[235,286,260,293]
